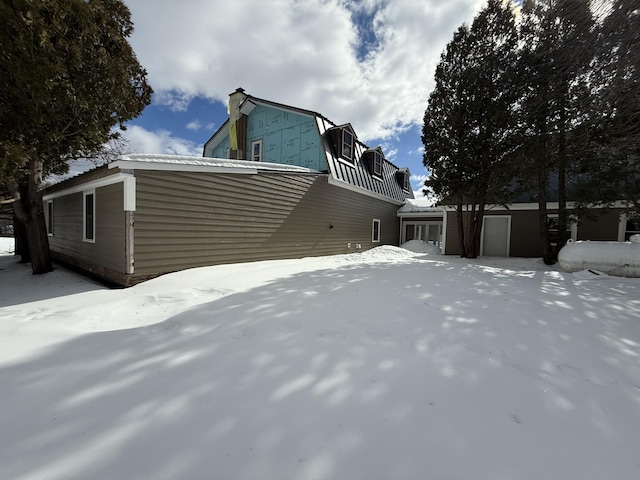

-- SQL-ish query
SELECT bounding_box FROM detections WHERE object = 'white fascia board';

[203,121,230,156]
[239,100,257,115]
[397,211,445,218]
[327,176,404,206]
[442,201,631,212]
[109,160,257,175]
[43,173,136,211]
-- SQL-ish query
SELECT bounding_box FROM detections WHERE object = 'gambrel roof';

[203,90,414,204]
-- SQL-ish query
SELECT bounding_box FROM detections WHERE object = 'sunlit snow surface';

[1,237,639,480]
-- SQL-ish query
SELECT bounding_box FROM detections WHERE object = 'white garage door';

[481,216,510,257]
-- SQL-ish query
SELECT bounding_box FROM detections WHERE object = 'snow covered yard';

[1,237,639,480]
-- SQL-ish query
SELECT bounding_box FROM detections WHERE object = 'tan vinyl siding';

[445,208,624,257]
[508,211,543,257]
[577,209,621,241]
[133,171,399,275]
[48,183,127,273]
[445,210,543,257]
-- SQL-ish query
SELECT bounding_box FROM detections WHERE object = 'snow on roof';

[112,153,321,174]
[397,198,443,214]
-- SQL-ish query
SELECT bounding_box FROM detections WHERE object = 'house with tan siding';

[397,200,637,258]
[42,89,414,286]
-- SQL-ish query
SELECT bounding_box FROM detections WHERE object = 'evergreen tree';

[517,0,596,264]
[423,0,520,258]
[573,0,640,213]
[0,0,152,274]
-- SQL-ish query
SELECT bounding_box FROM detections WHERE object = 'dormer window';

[397,169,411,192]
[404,173,410,192]
[372,151,382,177]
[327,124,357,165]
[342,129,354,161]
[363,148,384,178]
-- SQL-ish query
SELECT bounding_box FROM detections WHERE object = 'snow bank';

[400,239,442,255]
[0,237,13,255]
[558,238,640,278]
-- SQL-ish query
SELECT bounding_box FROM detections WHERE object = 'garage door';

[482,216,510,257]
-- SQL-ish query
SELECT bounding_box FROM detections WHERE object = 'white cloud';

[412,189,427,199]
[122,125,202,156]
[124,0,484,142]
[186,120,216,131]
[379,142,398,162]
[411,174,429,184]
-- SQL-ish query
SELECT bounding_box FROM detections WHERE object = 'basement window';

[83,191,95,243]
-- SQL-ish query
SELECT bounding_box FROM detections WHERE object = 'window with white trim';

[623,216,640,241]
[251,139,263,162]
[396,170,411,192]
[342,129,354,161]
[372,151,382,177]
[45,200,54,236]
[547,214,575,246]
[372,218,381,243]
[83,191,95,242]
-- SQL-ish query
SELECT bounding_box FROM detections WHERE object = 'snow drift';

[400,240,442,255]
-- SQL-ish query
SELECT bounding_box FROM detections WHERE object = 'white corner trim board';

[43,173,136,212]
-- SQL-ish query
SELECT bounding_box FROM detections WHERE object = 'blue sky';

[93,0,490,197]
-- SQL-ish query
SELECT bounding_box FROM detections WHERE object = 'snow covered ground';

[1,237,639,480]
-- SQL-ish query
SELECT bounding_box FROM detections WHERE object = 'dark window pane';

[85,194,94,240]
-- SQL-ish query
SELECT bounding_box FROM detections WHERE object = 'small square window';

[372,218,381,243]
[342,129,353,161]
[251,139,263,162]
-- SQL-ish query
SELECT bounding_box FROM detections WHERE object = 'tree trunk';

[456,203,467,258]
[13,215,30,262]
[555,110,569,261]
[10,158,53,275]
[471,201,485,258]
[537,169,553,265]
[465,203,479,258]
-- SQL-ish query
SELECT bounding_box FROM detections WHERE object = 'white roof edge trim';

[203,125,229,156]
[442,201,631,212]
[327,176,404,206]
[43,173,136,211]
[111,160,257,175]
[109,154,321,175]
[398,211,445,218]
[241,98,316,119]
